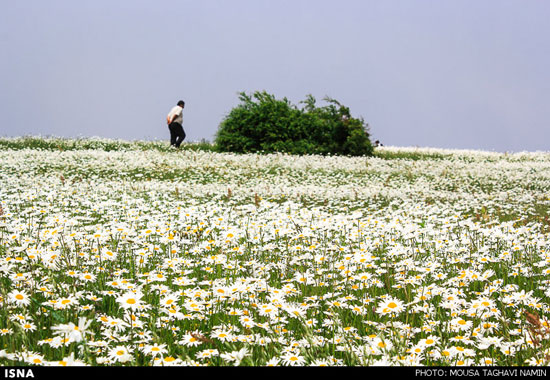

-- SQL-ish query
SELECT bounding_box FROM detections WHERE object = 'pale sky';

[1,0,549,152]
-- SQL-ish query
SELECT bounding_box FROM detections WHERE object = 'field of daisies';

[1,136,550,367]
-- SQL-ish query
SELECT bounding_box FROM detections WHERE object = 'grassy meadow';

[1,136,550,366]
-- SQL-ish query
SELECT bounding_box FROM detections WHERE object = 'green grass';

[0,136,216,153]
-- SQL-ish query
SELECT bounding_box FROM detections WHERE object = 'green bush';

[215,91,373,156]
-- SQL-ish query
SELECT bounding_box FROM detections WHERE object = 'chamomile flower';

[196,348,219,360]
[265,357,280,366]
[141,343,168,357]
[20,321,37,332]
[376,297,405,316]
[116,291,145,311]
[22,352,46,365]
[108,345,133,363]
[211,329,234,342]
[8,290,31,306]
[179,332,203,347]
[280,352,306,366]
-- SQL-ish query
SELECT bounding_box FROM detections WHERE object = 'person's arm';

[167,113,177,125]
[167,109,182,124]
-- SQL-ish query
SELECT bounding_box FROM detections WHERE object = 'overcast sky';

[1,0,549,152]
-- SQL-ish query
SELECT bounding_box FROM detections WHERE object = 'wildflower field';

[1,137,550,366]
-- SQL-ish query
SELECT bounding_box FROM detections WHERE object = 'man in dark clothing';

[166,100,186,148]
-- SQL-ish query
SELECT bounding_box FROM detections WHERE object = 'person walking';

[167,100,186,148]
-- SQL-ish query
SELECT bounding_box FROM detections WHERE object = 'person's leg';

[169,123,177,146]
[175,124,186,148]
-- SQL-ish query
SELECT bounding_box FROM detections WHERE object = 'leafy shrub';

[215,91,373,156]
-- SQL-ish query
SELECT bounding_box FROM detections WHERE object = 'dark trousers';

[168,122,186,147]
